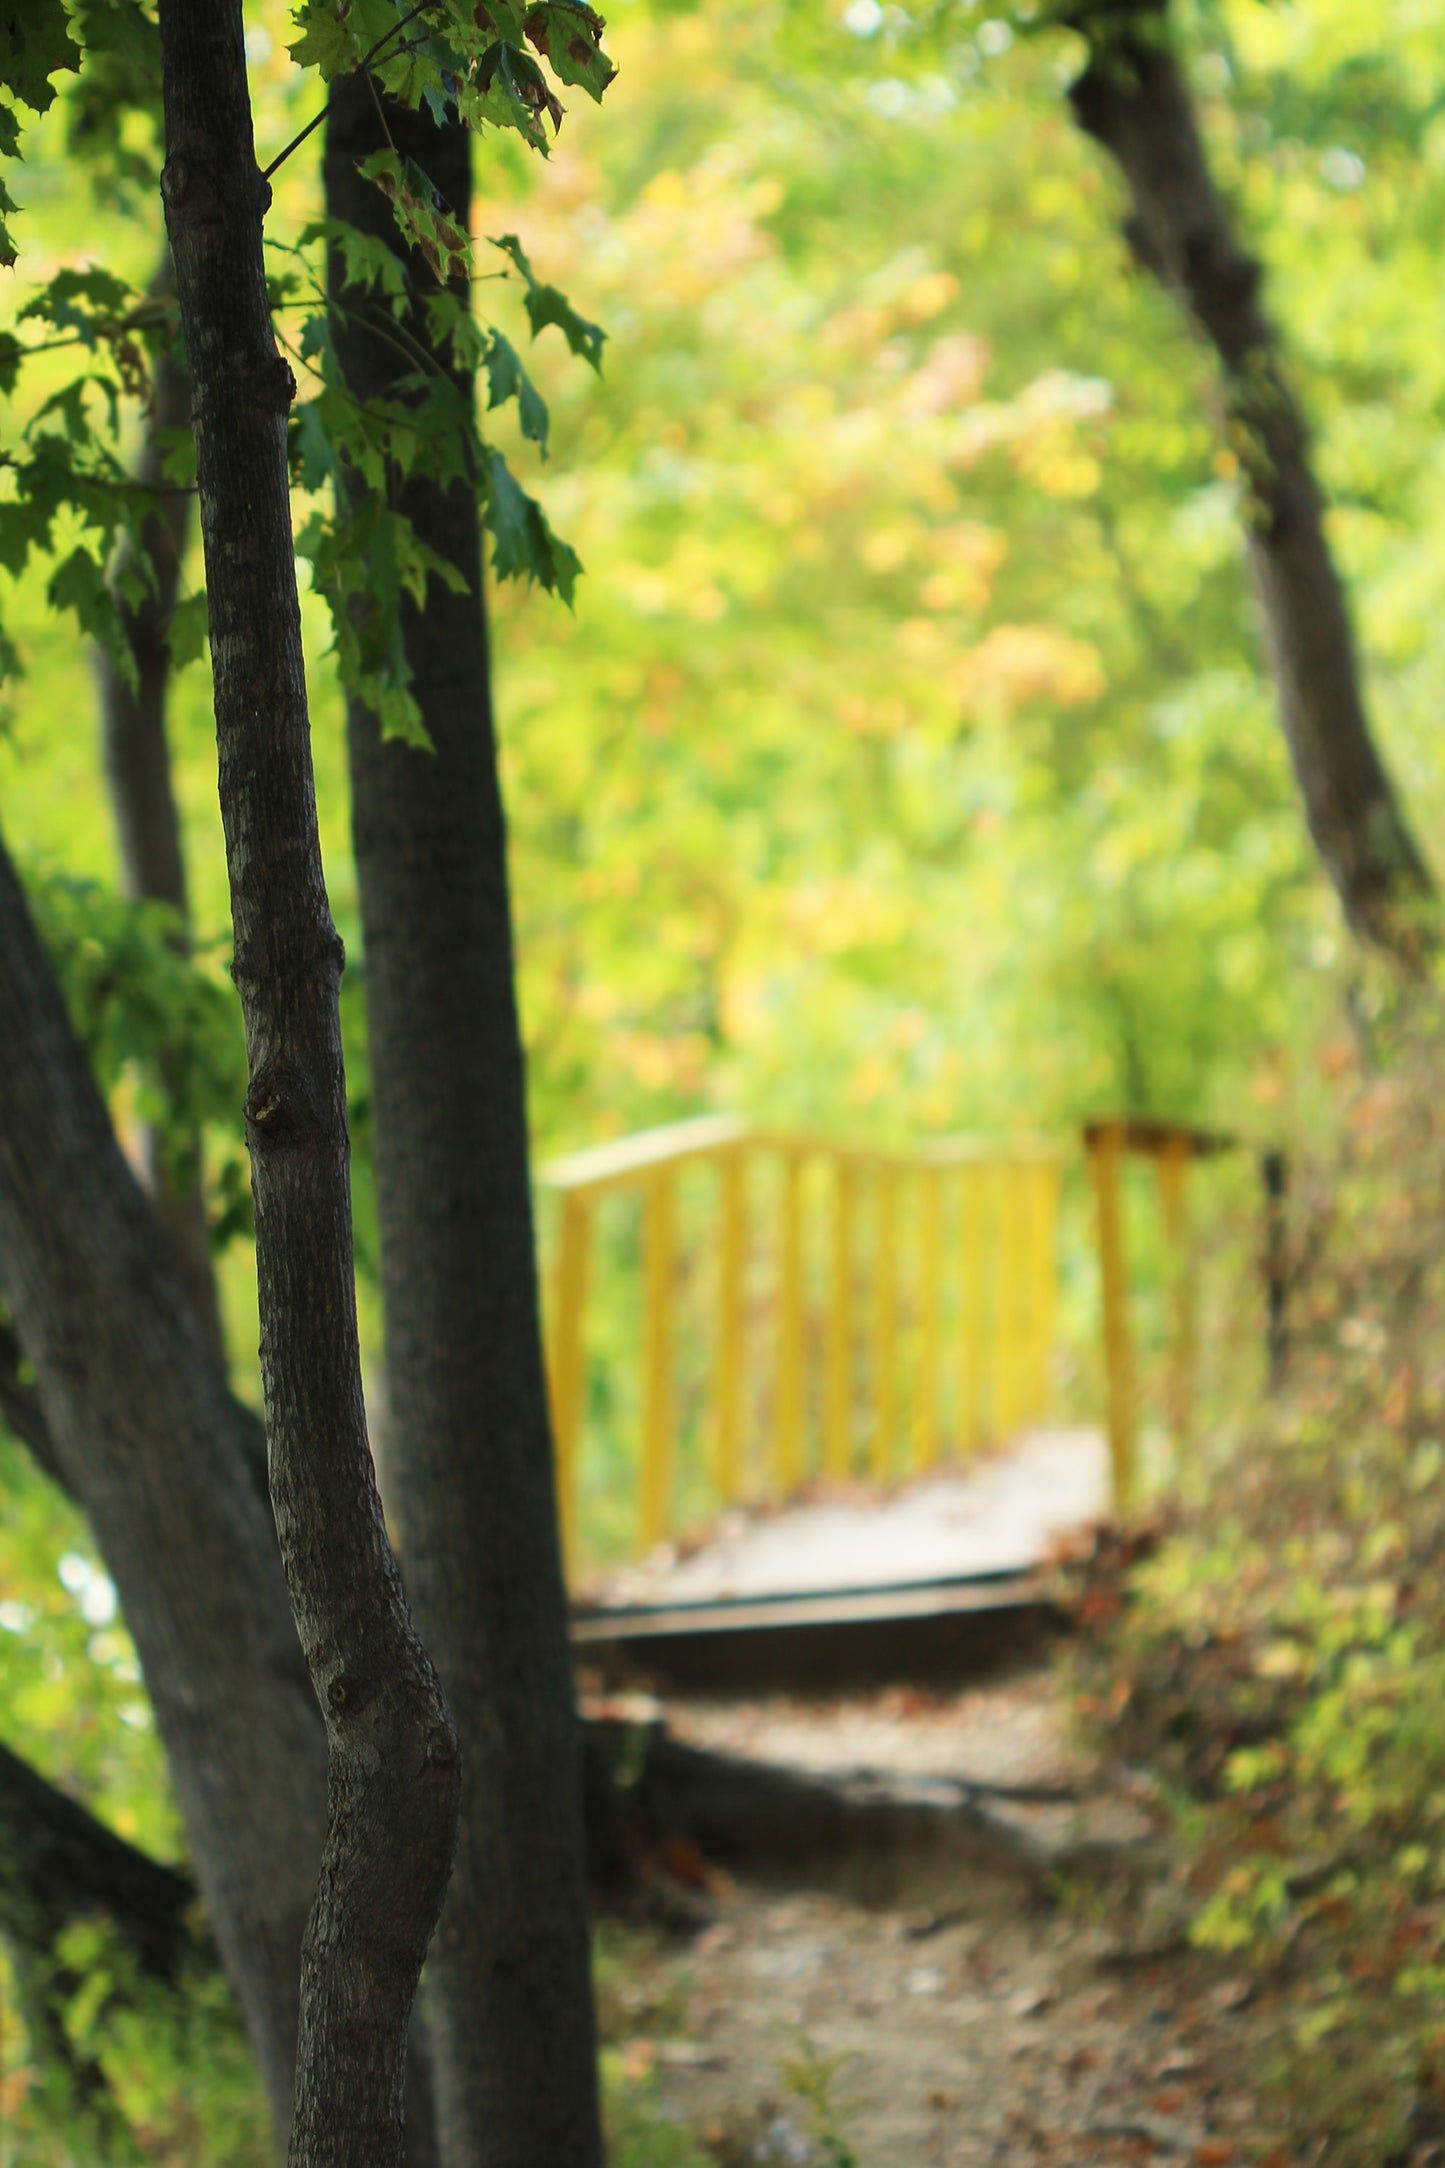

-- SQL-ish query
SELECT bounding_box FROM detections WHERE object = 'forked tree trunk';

[96,266,227,1369]
[0,852,443,2163]
[156,11,460,2164]
[325,79,604,2168]
[1063,0,1435,961]
[0,832,327,2138]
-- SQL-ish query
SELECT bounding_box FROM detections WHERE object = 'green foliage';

[24,866,248,1208]
[0,243,196,701]
[279,208,588,740]
[0,0,610,744]
[0,0,80,120]
[289,0,614,133]
[1074,1002,1445,2162]
[0,1429,175,1857]
[600,2057,716,2168]
[779,2039,860,2168]
[491,232,606,371]
[0,1924,274,2166]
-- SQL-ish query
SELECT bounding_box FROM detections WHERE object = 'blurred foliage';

[1,1923,275,2165]
[487,0,1369,1149]
[24,866,250,1216]
[1075,994,1445,2163]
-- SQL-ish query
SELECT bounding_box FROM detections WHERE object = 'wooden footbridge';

[538,1114,1282,1626]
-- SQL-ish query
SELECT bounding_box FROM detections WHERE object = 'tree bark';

[0,853,444,2166]
[325,78,604,2168]
[0,1311,65,1485]
[1063,0,1435,961]
[0,831,327,2137]
[157,13,460,2166]
[97,260,226,1368]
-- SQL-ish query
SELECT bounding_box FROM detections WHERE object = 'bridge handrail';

[537,1119,1063,1577]
[538,1118,1063,1195]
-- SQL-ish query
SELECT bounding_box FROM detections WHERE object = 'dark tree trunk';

[0,1741,195,2147]
[0,1312,65,1485]
[0,856,443,2167]
[157,12,460,2165]
[0,1739,197,1981]
[325,78,604,2168]
[0,831,327,2137]
[96,262,226,1368]
[1064,0,1435,961]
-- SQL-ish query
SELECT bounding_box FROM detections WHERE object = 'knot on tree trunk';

[244,1061,324,1150]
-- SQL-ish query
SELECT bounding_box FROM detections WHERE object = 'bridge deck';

[580,1426,1110,1613]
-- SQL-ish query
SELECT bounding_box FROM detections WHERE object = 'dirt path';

[599,1667,1287,2166]
[585,1434,1110,1609]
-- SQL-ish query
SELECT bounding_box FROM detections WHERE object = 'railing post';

[995,1161,1023,1440]
[547,1190,591,1578]
[824,1154,856,1480]
[871,1161,899,1480]
[956,1162,983,1455]
[1088,1124,1135,1514]
[1028,1156,1059,1424]
[641,1166,677,1550]
[914,1167,943,1471]
[1157,1134,1193,1448]
[714,1146,746,1502]
[775,1148,807,1497]
[1262,1147,1289,1390]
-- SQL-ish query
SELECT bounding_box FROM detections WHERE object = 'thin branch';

[260,1,443,183]
[3,310,176,361]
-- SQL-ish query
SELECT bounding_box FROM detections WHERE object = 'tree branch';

[1063,0,1436,962]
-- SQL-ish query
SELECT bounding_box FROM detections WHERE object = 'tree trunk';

[0,832,327,2138]
[325,78,604,2168]
[96,261,226,1368]
[157,12,460,2165]
[0,1739,196,1983]
[1063,0,1435,961]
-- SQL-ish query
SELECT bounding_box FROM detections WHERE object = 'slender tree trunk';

[1063,0,1435,961]
[325,79,604,2168]
[97,265,226,1367]
[0,831,327,2138]
[157,12,460,2164]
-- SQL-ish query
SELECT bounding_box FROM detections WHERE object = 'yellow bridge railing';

[539,1118,1061,1575]
[1084,1116,1287,1516]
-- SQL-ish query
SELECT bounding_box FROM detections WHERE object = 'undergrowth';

[1075,996,1445,2164]
[595,1923,859,2166]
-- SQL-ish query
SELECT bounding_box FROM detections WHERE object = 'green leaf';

[422,288,488,373]
[474,39,561,150]
[300,216,411,305]
[357,148,471,282]
[48,547,135,691]
[165,591,210,671]
[520,3,615,102]
[491,233,605,371]
[0,172,18,272]
[287,0,394,83]
[0,0,81,115]
[483,446,580,600]
[18,266,136,342]
[483,330,550,451]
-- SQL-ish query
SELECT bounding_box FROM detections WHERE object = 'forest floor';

[598,1661,1294,2168]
